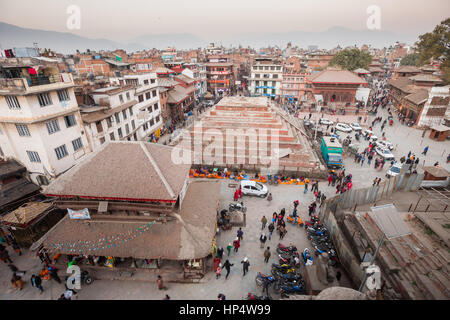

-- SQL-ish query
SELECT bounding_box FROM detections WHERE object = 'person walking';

[226,243,233,256]
[304,180,309,194]
[272,212,277,224]
[233,189,239,202]
[264,247,271,263]
[237,227,244,241]
[31,275,44,293]
[328,174,333,186]
[233,238,240,253]
[259,234,267,248]
[266,193,272,204]
[241,257,250,276]
[0,248,13,264]
[261,216,267,230]
[216,264,222,279]
[268,223,275,240]
[422,146,429,155]
[48,266,61,284]
[217,247,224,259]
[223,260,234,279]
[157,275,167,290]
[279,225,287,240]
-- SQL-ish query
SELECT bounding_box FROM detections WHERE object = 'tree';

[400,53,420,66]
[415,18,450,84]
[329,48,372,71]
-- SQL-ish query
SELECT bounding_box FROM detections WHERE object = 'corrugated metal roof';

[369,204,411,239]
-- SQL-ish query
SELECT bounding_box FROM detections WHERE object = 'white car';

[386,163,403,178]
[377,140,394,150]
[375,146,395,160]
[369,135,378,143]
[319,118,334,125]
[335,123,352,133]
[240,180,268,198]
[349,122,362,131]
[362,129,373,137]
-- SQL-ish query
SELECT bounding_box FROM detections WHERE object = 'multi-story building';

[0,58,89,185]
[281,72,310,103]
[205,55,234,97]
[249,57,283,98]
[81,73,163,150]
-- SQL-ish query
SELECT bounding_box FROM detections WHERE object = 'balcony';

[0,73,74,95]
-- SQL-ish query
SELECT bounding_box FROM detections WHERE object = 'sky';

[0,0,449,41]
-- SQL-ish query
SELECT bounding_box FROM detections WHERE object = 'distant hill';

[0,21,419,54]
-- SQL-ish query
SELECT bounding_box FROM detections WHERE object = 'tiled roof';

[43,142,191,202]
[308,69,367,84]
[404,89,429,105]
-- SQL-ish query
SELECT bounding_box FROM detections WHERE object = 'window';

[129,107,133,116]
[118,128,123,138]
[119,94,124,103]
[110,132,115,141]
[96,121,103,133]
[27,151,41,163]
[122,109,128,120]
[6,96,20,109]
[150,118,155,126]
[144,80,149,85]
[126,92,131,100]
[16,124,30,136]
[138,95,144,103]
[55,145,68,160]
[106,117,112,128]
[99,137,106,145]
[46,119,60,134]
[147,106,152,113]
[37,175,49,186]
[64,114,76,128]
[114,112,120,123]
[154,103,159,110]
[125,123,130,135]
[151,79,156,84]
[152,90,157,97]
[145,92,151,100]
[38,93,52,107]
[131,120,135,130]
[72,137,83,151]
[155,115,160,123]
[273,74,278,79]
[57,89,70,101]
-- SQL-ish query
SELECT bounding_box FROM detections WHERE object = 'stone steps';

[428,270,450,298]
[415,274,448,300]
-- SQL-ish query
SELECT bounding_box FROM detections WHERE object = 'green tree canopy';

[400,53,420,66]
[329,48,372,71]
[415,18,450,84]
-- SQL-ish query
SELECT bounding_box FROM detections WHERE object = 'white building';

[182,64,207,99]
[249,58,283,98]
[81,73,163,151]
[417,85,450,128]
[0,60,89,185]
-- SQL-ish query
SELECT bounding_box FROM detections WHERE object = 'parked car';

[375,146,395,160]
[240,180,268,198]
[335,123,352,133]
[377,140,394,150]
[386,162,403,178]
[349,122,362,131]
[369,135,378,143]
[319,118,334,125]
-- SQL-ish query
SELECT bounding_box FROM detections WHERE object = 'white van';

[240,180,268,198]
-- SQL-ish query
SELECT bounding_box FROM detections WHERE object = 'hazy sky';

[0,0,448,40]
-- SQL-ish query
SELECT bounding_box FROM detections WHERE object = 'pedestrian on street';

[213,256,221,272]
[157,275,167,290]
[226,243,233,256]
[218,293,226,300]
[264,247,271,263]
[272,212,277,224]
[31,274,44,293]
[238,186,242,198]
[48,266,61,284]
[223,260,234,279]
[328,174,333,186]
[217,247,224,259]
[241,257,250,276]
[266,193,272,204]
[279,225,287,240]
[304,180,308,194]
[259,234,267,248]
[261,215,267,230]
[11,240,22,256]
[361,156,365,166]
[233,238,240,253]
[268,223,275,240]
[237,227,244,241]
[216,264,222,279]
[0,248,13,264]
[422,146,429,155]
[233,189,239,202]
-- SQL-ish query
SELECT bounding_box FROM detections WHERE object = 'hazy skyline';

[0,0,449,42]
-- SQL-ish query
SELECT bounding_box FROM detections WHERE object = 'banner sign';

[68,208,91,220]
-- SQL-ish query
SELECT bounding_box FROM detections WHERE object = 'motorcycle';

[276,243,298,255]
[255,272,276,287]
[246,292,271,300]
[271,263,296,277]
[229,202,246,213]
[302,248,313,265]
[279,281,306,297]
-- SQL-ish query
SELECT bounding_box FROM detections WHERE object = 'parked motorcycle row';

[304,216,339,267]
